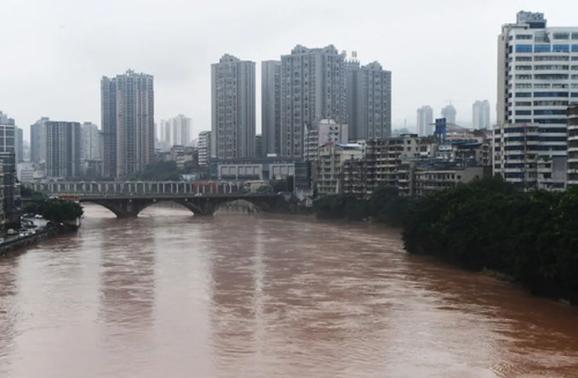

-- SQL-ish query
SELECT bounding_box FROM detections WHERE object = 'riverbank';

[0,223,79,257]
[313,178,578,306]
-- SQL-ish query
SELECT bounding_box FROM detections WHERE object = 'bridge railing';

[24,181,247,197]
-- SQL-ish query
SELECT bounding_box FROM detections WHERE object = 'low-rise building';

[317,143,363,195]
[304,119,349,162]
[211,158,310,191]
[413,164,484,197]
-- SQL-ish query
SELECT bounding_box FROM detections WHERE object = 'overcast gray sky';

[2,0,578,141]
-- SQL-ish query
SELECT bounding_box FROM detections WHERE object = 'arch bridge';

[24,181,283,218]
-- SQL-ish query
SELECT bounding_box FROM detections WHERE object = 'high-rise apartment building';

[15,128,23,163]
[31,117,49,164]
[441,104,457,125]
[472,100,491,129]
[159,114,192,147]
[280,45,346,158]
[417,106,434,136]
[101,70,155,179]
[198,130,212,166]
[261,60,281,156]
[0,112,20,224]
[345,60,391,140]
[81,122,101,162]
[494,11,578,190]
[211,54,256,160]
[46,121,81,178]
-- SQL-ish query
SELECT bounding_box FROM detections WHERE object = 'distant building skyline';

[441,104,457,125]
[472,100,491,129]
[417,105,434,136]
[158,114,193,148]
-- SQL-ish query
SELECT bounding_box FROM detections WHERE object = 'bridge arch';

[80,198,215,218]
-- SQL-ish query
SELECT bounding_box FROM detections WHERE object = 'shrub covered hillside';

[403,178,578,304]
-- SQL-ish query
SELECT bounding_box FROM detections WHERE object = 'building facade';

[568,104,578,187]
[280,45,346,158]
[0,112,20,224]
[261,60,282,156]
[304,119,349,162]
[494,11,578,190]
[101,70,155,179]
[46,121,82,179]
[417,105,434,136]
[472,100,491,129]
[198,130,212,166]
[211,54,256,160]
[80,122,103,177]
[31,117,49,164]
[346,60,391,140]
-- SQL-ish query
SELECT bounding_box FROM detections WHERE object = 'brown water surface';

[0,204,577,377]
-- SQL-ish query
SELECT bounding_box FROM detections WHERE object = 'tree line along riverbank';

[314,178,578,305]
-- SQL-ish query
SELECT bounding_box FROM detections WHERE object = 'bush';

[25,199,84,224]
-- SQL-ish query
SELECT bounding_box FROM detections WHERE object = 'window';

[515,65,532,70]
[534,109,566,115]
[535,83,551,88]
[534,55,569,61]
[534,65,569,70]
[534,44,551,53]
[516,83,532,89]
[516,34,533,40]
[572,45,578,52]
[515,92,532,97]
[515,110,532,115]
[515,56,532,62]
[515,44,533,53]
[572,33,578,40]
[515,101,532,106]
[535,119,567,125]
[534,91,569,97]
[516,74,532,80]
[534,74,569,80]
[553,44,570,53]
[553,33,570,40]
[534,100,568,106]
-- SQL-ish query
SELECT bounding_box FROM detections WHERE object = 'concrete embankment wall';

[0,230,49,256]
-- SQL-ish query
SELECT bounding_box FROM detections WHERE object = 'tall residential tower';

[101,70,154,179]
[280,45,346,158]
[261,60,281,156]
[346,60,392,140]
[211,54,256,160]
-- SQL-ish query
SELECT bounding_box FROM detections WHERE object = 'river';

[1,204,578,377]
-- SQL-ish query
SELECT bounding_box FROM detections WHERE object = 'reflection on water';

[0,204,577,377]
